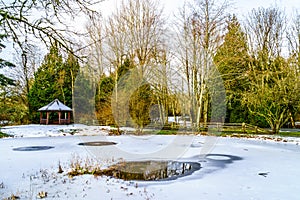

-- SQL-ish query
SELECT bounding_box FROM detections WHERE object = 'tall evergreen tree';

[28,44,78,123]
[0,34,15,86]
[95,75,115,125]
[95,58,134,125]
[214,15,251,123]
[129,83,154,133]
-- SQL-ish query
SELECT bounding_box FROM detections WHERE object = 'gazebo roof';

[38,99,72,112]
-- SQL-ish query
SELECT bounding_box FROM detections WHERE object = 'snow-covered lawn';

[0,125,300,199]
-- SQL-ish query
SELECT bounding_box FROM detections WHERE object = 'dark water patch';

[78,141,117,146]
[205,154,242,164]
[103,160,201,181]
[201,154,243,173]
[13,146,54,151]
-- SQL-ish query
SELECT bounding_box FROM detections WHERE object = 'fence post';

[242,122,246,133]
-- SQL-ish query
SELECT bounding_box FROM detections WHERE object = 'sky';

[234,0,300,18]
[99,0,300,19]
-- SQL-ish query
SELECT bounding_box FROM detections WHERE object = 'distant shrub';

[0,131,10,138]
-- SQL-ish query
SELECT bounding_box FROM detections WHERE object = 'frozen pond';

[0,125,300,199]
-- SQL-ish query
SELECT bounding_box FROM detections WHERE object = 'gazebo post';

[68,112,71,124]
[58,111,61,124]
[40,112,42,124]
[46,112,49,125]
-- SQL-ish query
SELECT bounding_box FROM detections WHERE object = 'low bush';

[0,131,10,138]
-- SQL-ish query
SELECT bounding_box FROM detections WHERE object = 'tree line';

[1,0,300,134]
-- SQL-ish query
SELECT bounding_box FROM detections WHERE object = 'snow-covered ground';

[0,124,110,138]
[0,125,300,199]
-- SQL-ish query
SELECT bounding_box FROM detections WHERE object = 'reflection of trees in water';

[111,161,200,181]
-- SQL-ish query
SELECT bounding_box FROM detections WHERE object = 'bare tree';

[245,7,286,61]
[104,0,166,75]
[105,0,168,131]
[174,0,229,128]
[287,11,300,127]
[13,43,41,98]
[287,11,300,69]
[83,14,105,78]
[242,7,300,133]
[0,0,102,68]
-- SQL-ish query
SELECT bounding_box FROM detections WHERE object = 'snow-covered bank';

[0,125,300,199]
[1,124,109,137]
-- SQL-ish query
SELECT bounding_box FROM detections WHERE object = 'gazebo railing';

[39,112,71,125]
[40,118,48,124]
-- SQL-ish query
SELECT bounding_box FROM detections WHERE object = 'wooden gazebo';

[38,99,72,125]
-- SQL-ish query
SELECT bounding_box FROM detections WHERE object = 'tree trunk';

[196,84,204,127]
[203,93,209,128]
[71,70,76,122]
[272,122,280,134]
[289,112,295,128]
